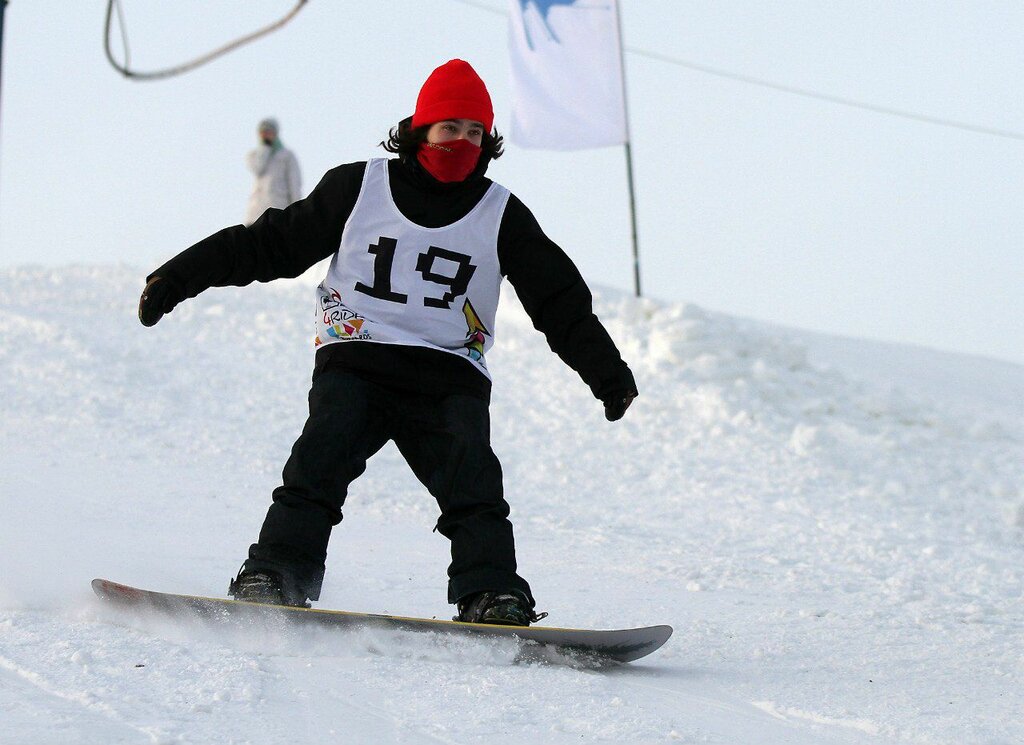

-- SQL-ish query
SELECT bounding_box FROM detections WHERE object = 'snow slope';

[1,265,1022,744]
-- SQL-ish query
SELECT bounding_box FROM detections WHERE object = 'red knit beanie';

[411,59,494,131]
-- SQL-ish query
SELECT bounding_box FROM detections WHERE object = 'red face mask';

[417,139,481,183]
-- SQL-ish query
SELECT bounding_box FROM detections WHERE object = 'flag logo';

[518,0,578,47]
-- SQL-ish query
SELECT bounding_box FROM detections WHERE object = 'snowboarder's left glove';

[603,390,637,422]
[138,275,184,327]
[595,365,637,422]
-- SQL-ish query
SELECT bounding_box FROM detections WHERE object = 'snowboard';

[92,579,672,664]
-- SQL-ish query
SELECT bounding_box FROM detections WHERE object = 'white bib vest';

[314,158,510,379]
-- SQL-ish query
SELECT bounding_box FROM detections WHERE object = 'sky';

[1,0,1022,365]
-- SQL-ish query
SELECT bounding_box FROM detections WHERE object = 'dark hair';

[380,117,504,160]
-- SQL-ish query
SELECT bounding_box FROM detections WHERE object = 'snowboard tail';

[92,579,672,664]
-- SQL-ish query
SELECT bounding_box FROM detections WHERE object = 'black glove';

[603,389,637,422]
[138,276,184,327]
[595,365,638,422]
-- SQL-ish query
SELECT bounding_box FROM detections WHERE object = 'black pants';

[243,369,533,606]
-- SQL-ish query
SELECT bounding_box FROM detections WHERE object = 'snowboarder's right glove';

[138,275,184,327]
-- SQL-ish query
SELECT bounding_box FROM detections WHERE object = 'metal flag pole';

[0,0,8,147]
[614,0,641,297]
[0,0,8,206]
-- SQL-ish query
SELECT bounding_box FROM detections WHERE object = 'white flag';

[508,0,628,150]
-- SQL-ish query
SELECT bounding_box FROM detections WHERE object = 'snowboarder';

[137,59,637,626]
[244,117,302,226]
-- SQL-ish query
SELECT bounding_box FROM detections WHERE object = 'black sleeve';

[147,162,367,300]
[498,194,636,401]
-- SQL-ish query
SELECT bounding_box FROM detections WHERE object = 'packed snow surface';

[1,265,1022,744]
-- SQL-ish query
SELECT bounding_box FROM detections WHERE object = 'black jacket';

[150,156,635,402]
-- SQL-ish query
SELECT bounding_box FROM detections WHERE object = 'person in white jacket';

[244,118,302,226]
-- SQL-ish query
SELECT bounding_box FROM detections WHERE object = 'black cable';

[104,0,308,81]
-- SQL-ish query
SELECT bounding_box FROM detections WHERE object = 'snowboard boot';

[454,590,547,626]
[228,569,310,608]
